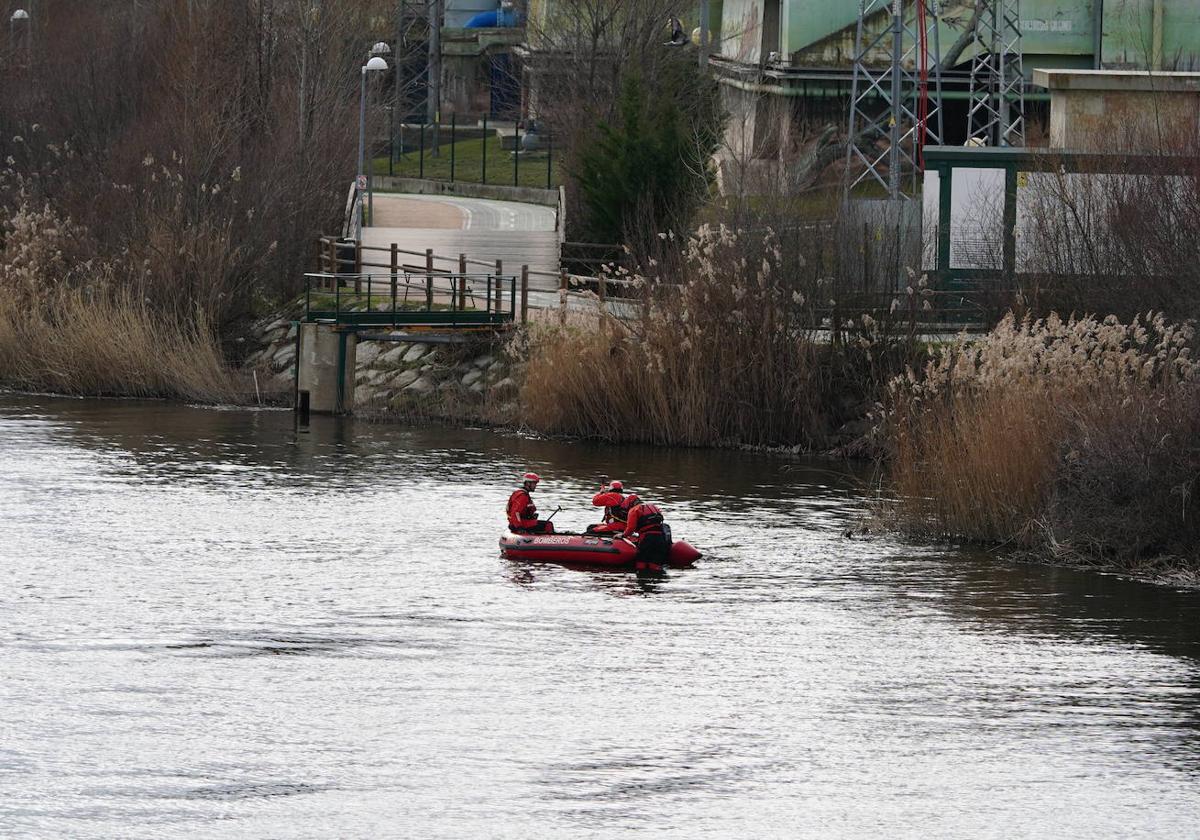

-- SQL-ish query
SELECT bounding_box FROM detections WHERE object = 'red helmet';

[609,480,624,491]
[522,472,540,485]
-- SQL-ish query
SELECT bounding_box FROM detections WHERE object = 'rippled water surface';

[2,394,1200,839]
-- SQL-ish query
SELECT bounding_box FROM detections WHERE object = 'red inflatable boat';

[499,531,701,569]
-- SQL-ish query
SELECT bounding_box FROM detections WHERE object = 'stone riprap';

[243,312,519,421]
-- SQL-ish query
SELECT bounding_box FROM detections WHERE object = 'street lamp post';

[10,9,29,64]
[367,42,391,228]
[358,52,389,234]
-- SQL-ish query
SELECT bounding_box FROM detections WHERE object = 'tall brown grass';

[518,217,935,448]
[0,289,242,402]
[518,225,828,447]
[0,199,243,402]
[885,312,1200,572]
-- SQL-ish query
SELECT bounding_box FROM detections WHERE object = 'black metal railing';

[303,271,518,329]
[380,117,558,190]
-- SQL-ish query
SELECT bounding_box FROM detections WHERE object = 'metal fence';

[382,116,559,190]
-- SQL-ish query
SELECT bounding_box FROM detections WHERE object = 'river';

[2,394,1199,839]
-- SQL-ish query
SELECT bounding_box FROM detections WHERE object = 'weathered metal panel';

[1102,0,1200,69]
[717,0,764,63]
[1019,0,1095,56]
[786,0,1098,68]
[781,2,859,57]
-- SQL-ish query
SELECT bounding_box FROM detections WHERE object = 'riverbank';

[882,312,1200,588]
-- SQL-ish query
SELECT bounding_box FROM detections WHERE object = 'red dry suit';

[623,502,670,572]
[507,488,539,530]
[589,491,639,534]
[622,502,666,541]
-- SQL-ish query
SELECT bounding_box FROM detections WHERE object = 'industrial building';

[709,0,1200,180]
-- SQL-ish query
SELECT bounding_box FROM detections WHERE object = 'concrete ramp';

[363,194,560,289]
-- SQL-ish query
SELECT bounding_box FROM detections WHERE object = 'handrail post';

[419,122,425,179]
[513,126,519,186]
[559,268,568,326]
[425,247,435,311]
[495,259,503,318]
[486,275,493,315]
[354,241,362,294]
[520,265,529,324]
[391,243,399,326]
[450,113,457,183]
[326,238,337,291]
[459,253,468,310]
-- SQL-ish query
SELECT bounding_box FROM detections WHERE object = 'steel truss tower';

[967,0,1025,147]
[395,1,434,122]
[846,0,944,201]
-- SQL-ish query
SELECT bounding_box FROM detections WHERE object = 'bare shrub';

[1046,387,1200,569]
[1018,141,1200,322]
[885,311,1200,569]
[0,0,388,337]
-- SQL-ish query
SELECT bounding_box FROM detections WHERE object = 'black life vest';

[608,494,639,523]
[634,503,665,535]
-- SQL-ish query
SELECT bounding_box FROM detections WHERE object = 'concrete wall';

[718,0,765,64]
[1036,69,1200,150]
[440,27,525,118]
[374,176,559,207]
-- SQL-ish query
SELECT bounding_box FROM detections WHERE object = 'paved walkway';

[362,194,560,289]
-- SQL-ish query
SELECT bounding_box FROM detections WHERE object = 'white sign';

[1021,19,1073,32]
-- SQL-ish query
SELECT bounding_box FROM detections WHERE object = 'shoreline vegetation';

[2,4,1197,586]
[5,203,1199,586]
[883,313,1199,588]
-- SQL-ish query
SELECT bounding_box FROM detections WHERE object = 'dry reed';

[518,225,827,447]
[885,312,1200,570]
[0,199,244,402]
[0,288,244,403]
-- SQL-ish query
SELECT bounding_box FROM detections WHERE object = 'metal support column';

[967,0,1025,147]
[845,0,945,201]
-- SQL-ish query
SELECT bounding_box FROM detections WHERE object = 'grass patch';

[702,180,907,224]
[371,135,563,190]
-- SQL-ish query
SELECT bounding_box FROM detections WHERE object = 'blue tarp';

[464,9,521,28]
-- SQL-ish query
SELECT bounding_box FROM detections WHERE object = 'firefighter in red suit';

[507,472,554,534]
[623,499,671,573]
[587,480,639,534]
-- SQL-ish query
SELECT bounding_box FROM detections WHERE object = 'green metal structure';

[925,144,1178,284]
[713,0,1200,74]
[303,272,517,330]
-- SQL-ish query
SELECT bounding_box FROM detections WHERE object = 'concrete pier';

[297,323,357,414]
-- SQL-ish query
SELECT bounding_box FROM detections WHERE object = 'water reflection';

[2,392,1200,838]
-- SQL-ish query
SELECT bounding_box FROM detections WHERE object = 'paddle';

[545,506,563,523]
